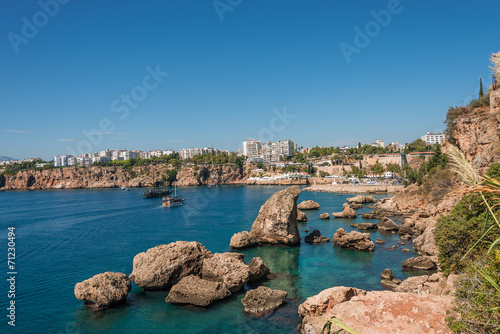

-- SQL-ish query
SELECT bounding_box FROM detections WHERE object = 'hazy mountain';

[0,156,16,162]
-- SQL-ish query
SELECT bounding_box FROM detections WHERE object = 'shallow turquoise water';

[0,185,422,334]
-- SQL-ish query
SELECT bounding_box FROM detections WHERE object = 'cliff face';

[0,164,251,191]
[449,89,500,172]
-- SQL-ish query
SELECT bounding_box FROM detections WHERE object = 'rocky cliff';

[0,164,252,191]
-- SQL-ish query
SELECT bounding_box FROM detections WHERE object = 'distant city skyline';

[1,1,499,160]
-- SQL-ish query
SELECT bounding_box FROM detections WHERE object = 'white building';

[421,132,445,145]
[54,155,72,167]
[242,140,261,159]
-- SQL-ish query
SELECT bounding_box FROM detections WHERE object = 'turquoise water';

[0,186,422,334]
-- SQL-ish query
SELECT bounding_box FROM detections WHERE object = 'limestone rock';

[381,268,394,280]
[297,209,308,222]
[332,203,357,218]
[319,213,330,219]
[249,186,301,246]
[299,289,454,334]
[401,256,436,270]
[241,286,287,315]
[362,213,377,219]
[332,228,374,251]
[356,222,378,230]
[377,217,399,231]
[129,241,211,290]
[304,230,330,244]
[297,200,320,210]
[298,286,366,317]
[247,257,271,282]
[349,203,363,210]
[381,279,400,290]
[376,239,385,244]
[230,231,257,249]
[165,275,231,307]
[74,272,131,310]
[202,252,250,293]
[346,195,376,204]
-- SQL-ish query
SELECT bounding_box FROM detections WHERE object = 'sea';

[0,185,426,334]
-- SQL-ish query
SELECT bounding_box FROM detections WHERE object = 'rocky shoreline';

[303,184,404,194]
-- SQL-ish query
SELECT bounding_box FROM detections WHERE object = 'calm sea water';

[0,185,424,334]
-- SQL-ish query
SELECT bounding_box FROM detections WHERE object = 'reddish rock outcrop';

[298,287,454,334]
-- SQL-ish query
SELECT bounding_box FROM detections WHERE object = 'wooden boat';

[162,182,184,207]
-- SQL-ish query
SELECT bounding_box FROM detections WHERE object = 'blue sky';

[0,0,498,160]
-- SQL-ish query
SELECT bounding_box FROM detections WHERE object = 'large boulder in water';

[332,228,374,251]
[74,272,131,310]
[332,203,357,218]
[165,275,231,307]
[129,241,211,290]
[241,286,288,315]
[247,257,271,282]
[297,200,320,210]
[249,186,301,246]
[230,231,256,249]
[202,252,250,293]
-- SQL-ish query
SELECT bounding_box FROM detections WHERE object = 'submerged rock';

[202,252,250,293]
[129,241,211,290]
[304,230,330,244]
[297,209,308,222]
[332,203,357,218]
[332,228,374,251]
[241,286,287,315]
[165,275,231,307]
[297,200,320,210]
[375,239,385,244]
[74,272,131,310]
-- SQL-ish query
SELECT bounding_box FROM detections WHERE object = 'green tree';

[479,77,484,98]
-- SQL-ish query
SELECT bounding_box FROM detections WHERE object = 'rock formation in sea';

[319,213,330,219]
[231,186,301,248]
[298,286,454,334]
[331,203,357,218]
[377,216,399,231]
[74,272,131,310]
[356,222,378,230]
[348,202,363,210]
[129,241,212,290]
[202,252,250,293]
[296,209,308,222]
[247,257,271,282]
[297,200,320,210]
[401,256,437,270]
[346,195,376,204]
[332,228,374,251]
[304,230,330,244]
[241,286,288,315]
[165,275,231,307]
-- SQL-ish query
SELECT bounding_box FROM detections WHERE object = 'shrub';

[0,173,5,188]
[448,255,500,333]
[419,167,455,202]
[435,194,500,275]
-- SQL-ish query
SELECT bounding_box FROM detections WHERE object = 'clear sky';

[1,0,499,160]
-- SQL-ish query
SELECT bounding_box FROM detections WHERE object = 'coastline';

[303,184,404,194]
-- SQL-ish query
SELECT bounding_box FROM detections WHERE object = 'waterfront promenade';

[303,184,404,194]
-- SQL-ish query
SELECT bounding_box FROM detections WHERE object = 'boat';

[142,164,172,198]
[208,183,217,187]
[162,182,184,207]
[121,186,130,191]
